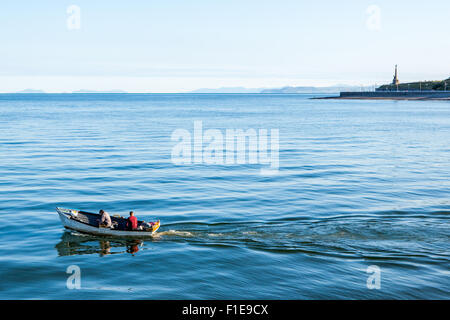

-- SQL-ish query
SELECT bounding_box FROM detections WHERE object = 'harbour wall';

[340,91,450,98]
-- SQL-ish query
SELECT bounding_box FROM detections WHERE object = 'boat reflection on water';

[55,231,147,257]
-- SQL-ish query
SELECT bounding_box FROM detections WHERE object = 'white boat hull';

[57,208,158,237]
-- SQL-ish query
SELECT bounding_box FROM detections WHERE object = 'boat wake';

[154,230,194,237]
[56,211,450,263]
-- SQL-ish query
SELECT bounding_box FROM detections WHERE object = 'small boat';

[56,207,160,237]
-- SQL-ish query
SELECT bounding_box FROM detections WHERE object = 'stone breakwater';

[314,91,450,100]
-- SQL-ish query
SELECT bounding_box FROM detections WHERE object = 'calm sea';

[0,93,448,299]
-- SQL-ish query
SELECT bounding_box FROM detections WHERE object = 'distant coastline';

[11,89,128,94]
[6,85,374,95]
[7,79,449,99]
[188,85,374,94]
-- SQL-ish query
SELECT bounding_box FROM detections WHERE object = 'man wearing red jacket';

[126,211,138,231]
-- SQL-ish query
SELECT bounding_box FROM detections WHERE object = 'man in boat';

[98,209,112,228]
[126,211,138,231]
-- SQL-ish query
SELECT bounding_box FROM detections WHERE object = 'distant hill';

[72,89,128,93]
[16,89,46,93]
[188,87,262,93]
[189,85,374,94]
[377,78,450,91]
[261,85,373,94]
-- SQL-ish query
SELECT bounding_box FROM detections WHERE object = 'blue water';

[0,93,448,299]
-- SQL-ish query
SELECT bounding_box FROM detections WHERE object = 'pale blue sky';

[0,0,449,92]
